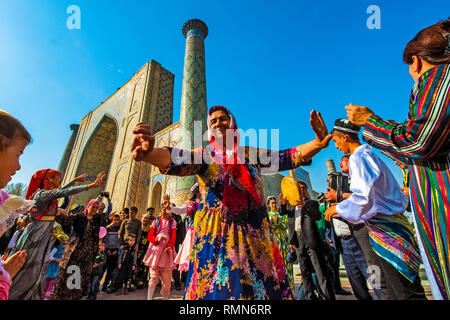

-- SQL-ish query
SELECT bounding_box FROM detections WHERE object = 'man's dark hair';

[130,206,138,213]
[146,207,154,212]
[114,214,120,218]
[122,207,129,214]
[298,181,307,189]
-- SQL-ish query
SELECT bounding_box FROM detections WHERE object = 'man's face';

[340,157,350,175]
[332,131,350,154]
[147,209,154,216]
[130,210,137,219]
[298,183,308,199]
[128,237,136,247]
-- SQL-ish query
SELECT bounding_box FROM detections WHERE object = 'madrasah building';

[58,19,316,217]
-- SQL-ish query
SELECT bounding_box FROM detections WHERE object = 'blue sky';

[1,0,448,193]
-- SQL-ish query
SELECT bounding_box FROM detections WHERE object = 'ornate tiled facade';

[62,60,177,216]
[61,20,315,218]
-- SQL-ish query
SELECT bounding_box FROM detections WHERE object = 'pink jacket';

[0,261,11,300]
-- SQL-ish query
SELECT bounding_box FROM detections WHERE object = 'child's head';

[99,240,106,252]
[113,214,121,226]
[0,110,31,189]
[331,119,361,154]
[127,235,136,247]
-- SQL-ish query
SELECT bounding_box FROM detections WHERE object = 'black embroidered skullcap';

[333,119,361,135]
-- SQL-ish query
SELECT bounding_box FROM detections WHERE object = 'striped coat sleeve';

[362,64,450,161]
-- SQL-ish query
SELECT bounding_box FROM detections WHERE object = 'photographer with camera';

[324,155,379,300]
[96,191,112,227]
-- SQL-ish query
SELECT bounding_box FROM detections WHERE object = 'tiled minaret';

[176,19,209,198]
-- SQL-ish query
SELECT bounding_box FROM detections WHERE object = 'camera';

[325,160,351,205]
[100,191,110,199]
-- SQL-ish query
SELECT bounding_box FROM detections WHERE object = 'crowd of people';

[0,18,448,300]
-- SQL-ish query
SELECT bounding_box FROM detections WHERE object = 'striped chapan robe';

[362,64,450,300]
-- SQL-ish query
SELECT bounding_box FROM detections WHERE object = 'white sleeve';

[49,248,58,260]
[336,153,380,223]
[169,206,187,215]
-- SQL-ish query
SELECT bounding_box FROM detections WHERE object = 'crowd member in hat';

[119,206,142,255]
[325,154,381,300]
[131,106,331,300]
[9,171,105,300]
[280,181,335,300]
[52,198,104,300]
[146,207,156,225]
[325,119,427,300]
[267,196,294,293]
[345,18,449,300]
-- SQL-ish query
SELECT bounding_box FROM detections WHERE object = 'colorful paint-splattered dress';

[268,209,294,292]
[160,144,310,300]
[362,64,449,299]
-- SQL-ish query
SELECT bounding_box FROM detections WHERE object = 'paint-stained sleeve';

[159,147,210,177]
[247,146,312,174]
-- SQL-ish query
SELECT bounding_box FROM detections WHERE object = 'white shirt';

[294,207,302,233]
[336,144,408,224]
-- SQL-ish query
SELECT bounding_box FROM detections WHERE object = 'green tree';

[4,182,27,198]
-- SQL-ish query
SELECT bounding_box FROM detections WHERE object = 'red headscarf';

[26,169,61,200]
[207,106,262,218]
[26,169,61,221]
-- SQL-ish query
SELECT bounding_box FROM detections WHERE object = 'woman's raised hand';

[71,173,88,184]
[310,110,332,149]
[91,172,106,188]
[131,122,155,162]
[345,104,375,126]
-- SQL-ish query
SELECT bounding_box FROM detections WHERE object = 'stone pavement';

[97,263,433,300]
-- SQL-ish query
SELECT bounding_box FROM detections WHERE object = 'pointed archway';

[71,115,118,207]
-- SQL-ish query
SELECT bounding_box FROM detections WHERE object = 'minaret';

[58,124,79,178]
[176,19,208,198]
